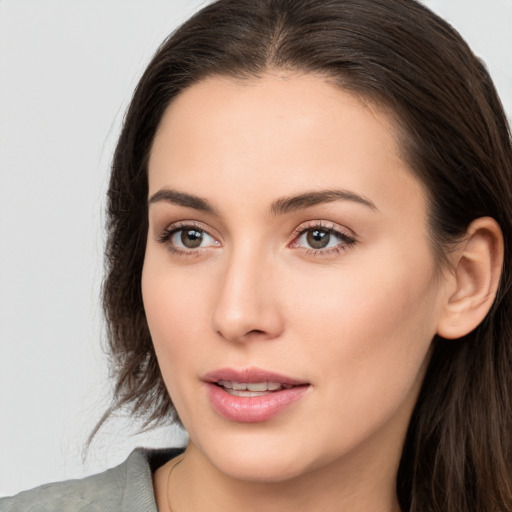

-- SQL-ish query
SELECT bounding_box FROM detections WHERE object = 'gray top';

[0,447,183,512]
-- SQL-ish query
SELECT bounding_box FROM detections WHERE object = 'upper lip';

[202,367,308,386]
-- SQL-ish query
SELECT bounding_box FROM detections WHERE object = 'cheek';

[141,256,205,375]
[289,259,437,341]
[142,273,203,425]
[284,246,440,408]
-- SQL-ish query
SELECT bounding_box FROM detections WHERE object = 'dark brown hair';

[100,0,512,510]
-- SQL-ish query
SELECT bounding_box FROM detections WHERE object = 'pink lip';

[203,367,310,423]
[203,367,307,386]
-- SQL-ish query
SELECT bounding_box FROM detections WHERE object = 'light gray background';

[1,0,511,497]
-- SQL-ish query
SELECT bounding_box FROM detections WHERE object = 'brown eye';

[181,229,204,248]
[294,224,356,255]
[306,229,330,249]
[165,225,218,251]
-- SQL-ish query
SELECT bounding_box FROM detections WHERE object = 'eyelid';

[156,220,221,254]
[294,219,356,238]
[291,220,356,238]
[289,220,358,255]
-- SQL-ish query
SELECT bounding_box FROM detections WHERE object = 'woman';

[2,0,511,511]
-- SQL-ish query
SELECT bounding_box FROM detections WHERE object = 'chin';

[216,454,307,483]
[193,429,320,483]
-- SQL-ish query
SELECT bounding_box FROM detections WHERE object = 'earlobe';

[437,217,504,340]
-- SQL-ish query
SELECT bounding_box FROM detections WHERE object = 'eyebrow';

[270,189,377,215]
[148,189,218,214]
[148,188,377,215]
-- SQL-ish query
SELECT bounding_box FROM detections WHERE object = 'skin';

[143,72,453,512]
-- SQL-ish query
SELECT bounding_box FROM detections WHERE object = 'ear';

[437,217,504,339]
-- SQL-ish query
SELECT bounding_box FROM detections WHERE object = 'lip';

[203,367,308,386]
[202,367,310,423]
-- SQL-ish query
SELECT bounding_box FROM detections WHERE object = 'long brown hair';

[100,1,512,510]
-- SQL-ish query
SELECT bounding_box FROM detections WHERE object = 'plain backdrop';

[0,0,511,497]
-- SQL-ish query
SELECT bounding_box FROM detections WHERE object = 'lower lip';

[205,383,309,423]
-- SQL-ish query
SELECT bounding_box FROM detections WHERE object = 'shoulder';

[0,447,183,512]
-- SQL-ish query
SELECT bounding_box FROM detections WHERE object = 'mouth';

[214,380,296,397]
[203,367,308,390]
[203,368,310,422]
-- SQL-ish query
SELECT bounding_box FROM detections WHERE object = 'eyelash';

[156,221,357,257]
[291,221,357,257]
[157,221,217,257]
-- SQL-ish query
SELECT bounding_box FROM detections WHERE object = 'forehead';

[148,72,425,216]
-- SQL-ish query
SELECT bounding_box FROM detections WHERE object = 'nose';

[212,248,284,343]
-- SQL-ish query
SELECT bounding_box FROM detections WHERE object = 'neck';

[155,437,403,512]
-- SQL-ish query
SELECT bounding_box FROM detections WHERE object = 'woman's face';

[142,73,449,482]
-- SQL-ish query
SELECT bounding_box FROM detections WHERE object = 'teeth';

[217,381,284,392]
[247,383,268,392]
[226,390,269,397]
